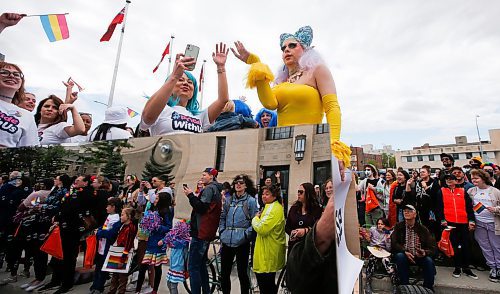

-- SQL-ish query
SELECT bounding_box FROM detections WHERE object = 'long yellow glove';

[246,53,261,64]
[323,93,351,165]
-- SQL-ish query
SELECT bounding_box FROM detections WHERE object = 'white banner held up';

[332,155,364,294]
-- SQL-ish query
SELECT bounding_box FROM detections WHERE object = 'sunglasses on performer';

[281,42,299,52]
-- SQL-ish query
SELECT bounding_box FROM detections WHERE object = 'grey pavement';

[0,253,253,294]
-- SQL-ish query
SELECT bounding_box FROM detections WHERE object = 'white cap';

[103,106,128,125]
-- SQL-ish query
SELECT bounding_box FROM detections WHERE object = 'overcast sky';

[2,0,499,150]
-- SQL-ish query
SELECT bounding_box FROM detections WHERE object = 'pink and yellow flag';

[40,14,69,42]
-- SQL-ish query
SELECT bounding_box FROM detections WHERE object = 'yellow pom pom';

[246,62,275,88]
[331,140,351,167]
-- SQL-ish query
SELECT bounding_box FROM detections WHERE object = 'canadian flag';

[100,7,125,42]
[152,41,171,73]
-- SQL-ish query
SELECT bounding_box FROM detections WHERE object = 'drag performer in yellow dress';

[232,26,350,177]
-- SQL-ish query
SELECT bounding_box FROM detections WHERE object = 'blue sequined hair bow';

[279,26,313,48]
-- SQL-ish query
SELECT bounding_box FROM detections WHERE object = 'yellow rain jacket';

[251,201,286,273]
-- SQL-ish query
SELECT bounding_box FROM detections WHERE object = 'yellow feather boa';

[246,62,275,89]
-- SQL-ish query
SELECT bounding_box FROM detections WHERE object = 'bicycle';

[183,237,222,294]
[276,266,290,294]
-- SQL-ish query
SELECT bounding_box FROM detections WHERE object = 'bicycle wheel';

[183,262,217,294]
[277,267,290,294]
[248,267,259,294]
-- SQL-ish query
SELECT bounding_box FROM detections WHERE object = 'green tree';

[367,159,378,168]
[0,146,71,181]
[80,140,133,181]
[34,145,72,179]
[381,153,396,168]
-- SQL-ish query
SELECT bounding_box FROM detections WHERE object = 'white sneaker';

[140,286,153,294]
[25,280,45,292]
[20,280,36,289]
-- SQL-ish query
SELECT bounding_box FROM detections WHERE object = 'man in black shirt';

[439,153,455,187]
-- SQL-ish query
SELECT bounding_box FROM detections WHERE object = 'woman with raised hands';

[232,26,350,179]
[34,94,85,145]
[141,43,229,135]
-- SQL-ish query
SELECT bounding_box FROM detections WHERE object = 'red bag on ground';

[40,226,63,260]
[84,234,97,269]
[438,228,454,257]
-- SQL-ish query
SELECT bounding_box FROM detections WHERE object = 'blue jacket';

[207,112,257,132]
[96,220,121,256]
[146,211,172,254]
[219,193,259,247]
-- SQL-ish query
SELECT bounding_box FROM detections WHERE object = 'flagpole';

[24,13,69,17]
[167,35,175,75]
[199,59,206,109]
[107,0,131,108]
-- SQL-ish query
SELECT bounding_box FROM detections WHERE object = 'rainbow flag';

[473,202,486,214]
[40,14,69,42]
[127,107,139,118]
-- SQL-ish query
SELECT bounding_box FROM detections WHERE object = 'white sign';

[332,155,364,294]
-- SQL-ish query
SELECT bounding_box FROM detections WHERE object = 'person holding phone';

[231,26,350,180]
[141,43,229,135]
[285,183,322,255]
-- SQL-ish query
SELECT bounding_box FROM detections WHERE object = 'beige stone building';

[122,124,332,219]
[395,129,500,171]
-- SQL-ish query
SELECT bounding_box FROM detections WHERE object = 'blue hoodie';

[255,108,277,128]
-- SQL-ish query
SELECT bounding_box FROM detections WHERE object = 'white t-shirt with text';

[140,105,210,136]
[0,99,39,147]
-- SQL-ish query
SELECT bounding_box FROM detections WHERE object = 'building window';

[215,137,226,171]
[417,155,423,162]
[407,156,413,162]
[429,155,435,161]
[266,127,293,140]
[316,123,329,134]
[466,152,473,159]
[452,153,459,160]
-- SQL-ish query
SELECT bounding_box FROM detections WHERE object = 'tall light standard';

[475,114,485,160]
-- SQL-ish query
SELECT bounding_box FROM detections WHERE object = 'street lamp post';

[475,115,485,160]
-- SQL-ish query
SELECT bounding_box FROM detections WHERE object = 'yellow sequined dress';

[245,54,351,165]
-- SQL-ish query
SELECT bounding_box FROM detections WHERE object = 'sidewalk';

[369,266,500,294]
[0,254,247,294]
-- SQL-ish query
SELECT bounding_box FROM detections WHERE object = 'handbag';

[40,225,63,260]
[84,234,97,269]
[438,228,454,257]
[101,245,133,273]
[365,189,380,212]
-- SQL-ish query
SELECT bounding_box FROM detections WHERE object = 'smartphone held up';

[184,44,199,71]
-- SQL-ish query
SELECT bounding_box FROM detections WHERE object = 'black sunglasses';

[297,190,304,194]
[233,180,245,185]
[281,42,298,52]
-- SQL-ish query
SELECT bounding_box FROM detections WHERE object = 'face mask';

[486,170,494,177]
[365,170,372,177]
